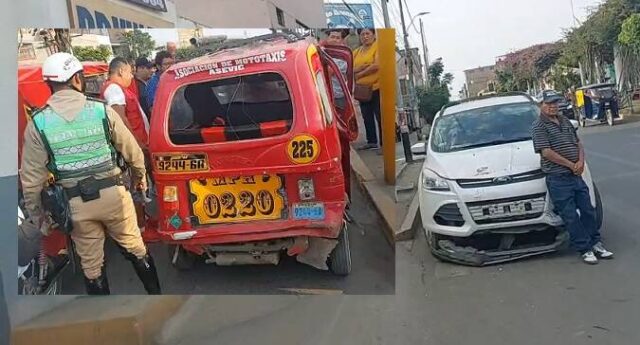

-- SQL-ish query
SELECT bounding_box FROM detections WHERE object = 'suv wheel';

[594,184,603,230]
[425,229,445,262]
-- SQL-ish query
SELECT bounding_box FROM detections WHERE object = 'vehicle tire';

[168,245,196,270]
[594,184,603,230]
[329,226,352,276]
[606,109,614,126]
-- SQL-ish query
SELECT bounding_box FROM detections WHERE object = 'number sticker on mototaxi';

[287,134,320,164]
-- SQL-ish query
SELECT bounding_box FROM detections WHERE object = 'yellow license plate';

[190,175,285,224]
[155,154,208,173]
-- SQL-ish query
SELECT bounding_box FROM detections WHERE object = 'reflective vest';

[32,100,117,180]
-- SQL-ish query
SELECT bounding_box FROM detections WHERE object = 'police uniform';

[20,87,161,294]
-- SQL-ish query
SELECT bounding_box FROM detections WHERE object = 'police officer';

[20,52,161,295]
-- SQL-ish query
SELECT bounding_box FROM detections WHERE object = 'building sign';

[68,0,174,29]
[123,0,167,12]
[325,3,374,29]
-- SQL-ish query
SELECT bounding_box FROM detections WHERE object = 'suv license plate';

[293,203,325,220]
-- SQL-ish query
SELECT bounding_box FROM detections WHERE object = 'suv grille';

[456,169,544,189]
[466,193,546,224]
[433,203,465,227]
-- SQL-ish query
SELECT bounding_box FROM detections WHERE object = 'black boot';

[84,267,110,295]
[131,253,162,295]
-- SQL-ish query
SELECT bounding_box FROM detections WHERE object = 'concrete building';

[173,0,325,28]
[464,65,497,97]
[18,29,115,64]
[398,47,424,105]
[16,0,325,30]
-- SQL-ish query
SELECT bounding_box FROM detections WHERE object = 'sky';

[144,0,605,97]
[402,0,605,96]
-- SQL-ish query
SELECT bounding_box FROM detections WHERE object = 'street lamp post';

[400,6,430,147]
[419,17,429,88]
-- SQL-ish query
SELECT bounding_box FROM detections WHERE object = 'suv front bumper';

[418,174,568,265]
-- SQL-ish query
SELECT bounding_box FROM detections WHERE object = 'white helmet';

[42,52,83,83]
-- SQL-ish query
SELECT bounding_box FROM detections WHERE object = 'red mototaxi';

[144,35,358,272]
[18,61,109,259]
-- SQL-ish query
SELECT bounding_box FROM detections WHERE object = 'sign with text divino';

[68,0,174,29]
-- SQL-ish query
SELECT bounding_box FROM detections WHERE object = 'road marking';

[279,288,344,295]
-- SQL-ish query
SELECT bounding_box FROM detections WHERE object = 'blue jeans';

[546,174,600,254]
[359,90,382,145]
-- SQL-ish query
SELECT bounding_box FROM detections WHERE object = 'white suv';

[417,93,603,265]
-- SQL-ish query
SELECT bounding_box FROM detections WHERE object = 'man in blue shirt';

[145,50,175,113]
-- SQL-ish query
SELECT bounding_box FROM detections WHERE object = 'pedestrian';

[101,57,149,148]
[353,28,382,150]
[100,57,151,231]
[531,92,614,264]
[167,41,178,60]
[20,52,161,294]
[322,28,354,201]
[126,57,139,102]
[145,50,175,113]
[134,57,155,118]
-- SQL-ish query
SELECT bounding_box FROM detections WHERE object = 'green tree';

[619,13,640,53]
[549,65,582,92]
[72,45,112,62]
[418,58,453,124]
[119,29,156,59]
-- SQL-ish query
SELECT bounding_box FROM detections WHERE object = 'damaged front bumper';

[427,225,569,266]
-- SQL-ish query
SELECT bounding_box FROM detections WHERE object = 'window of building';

[276,7,285,26]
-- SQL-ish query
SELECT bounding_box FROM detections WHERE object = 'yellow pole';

[377,29,397,185]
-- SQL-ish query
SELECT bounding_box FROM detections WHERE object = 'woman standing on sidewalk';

[353,29,382,150]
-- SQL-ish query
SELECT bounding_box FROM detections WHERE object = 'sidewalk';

[349,112,426,243]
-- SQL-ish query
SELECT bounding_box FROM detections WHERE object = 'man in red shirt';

[100,57,150,230]
[101,57,149,149]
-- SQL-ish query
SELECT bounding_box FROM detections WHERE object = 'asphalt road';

[59,175,395,295]
[155,119,640,344]
[394,118,640,344]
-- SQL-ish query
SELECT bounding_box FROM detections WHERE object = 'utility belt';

[41,174,124,235]
[65,175,125,202]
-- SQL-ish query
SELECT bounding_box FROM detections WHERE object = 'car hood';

[426,141,541,180]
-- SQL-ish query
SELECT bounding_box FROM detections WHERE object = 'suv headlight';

[422,169,450,191]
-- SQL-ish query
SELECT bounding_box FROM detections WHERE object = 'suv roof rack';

[440,91,536,114]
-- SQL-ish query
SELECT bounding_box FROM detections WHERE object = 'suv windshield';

[431,102,539,153]
[168,72,293,145]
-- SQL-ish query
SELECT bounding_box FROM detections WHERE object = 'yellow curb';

[12,296,187,345]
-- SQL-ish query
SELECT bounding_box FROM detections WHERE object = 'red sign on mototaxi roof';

[166,38,310,82]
